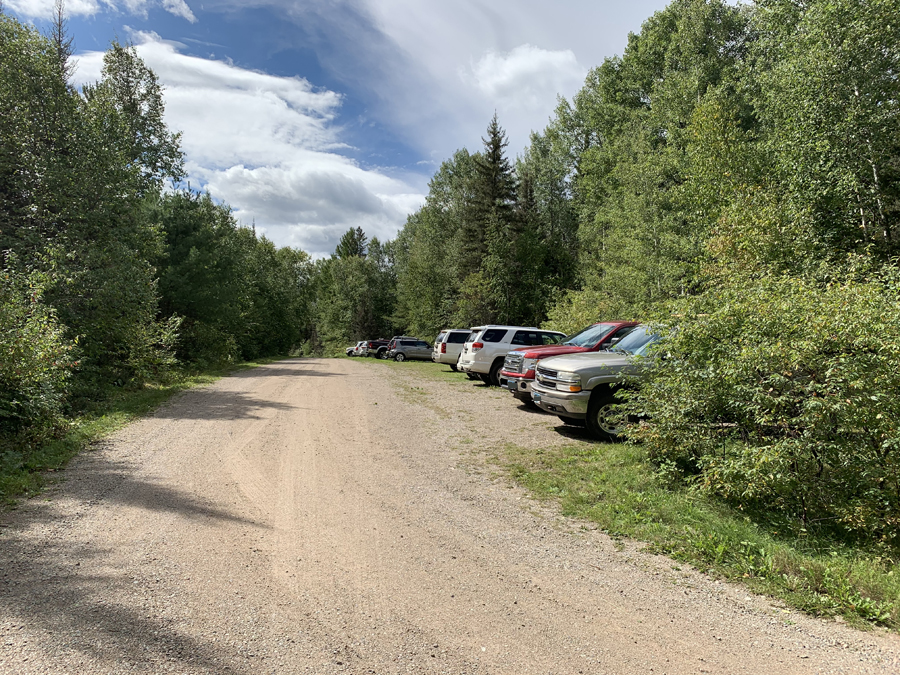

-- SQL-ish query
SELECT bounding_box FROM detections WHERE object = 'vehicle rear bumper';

[458,357,487,373]
[532,386,590,418]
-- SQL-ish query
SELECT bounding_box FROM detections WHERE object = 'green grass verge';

[0,356,290,506]
[354,354,474,385]
[496,440,900,632]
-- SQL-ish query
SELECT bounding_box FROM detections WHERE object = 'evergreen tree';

[334,226,368,259]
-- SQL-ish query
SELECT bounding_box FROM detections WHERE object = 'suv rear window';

[481,329,508,343]
[447,331,468,344]
[400,340,416,347]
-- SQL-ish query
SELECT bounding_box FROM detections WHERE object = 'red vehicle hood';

[510,344,590,359]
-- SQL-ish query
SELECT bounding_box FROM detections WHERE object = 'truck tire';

[586,389,625,442]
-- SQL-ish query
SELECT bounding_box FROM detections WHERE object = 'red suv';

[500,321,639,405]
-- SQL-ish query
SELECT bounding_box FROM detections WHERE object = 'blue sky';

[11,0,672,257]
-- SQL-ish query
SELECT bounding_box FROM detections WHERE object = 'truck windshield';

[564,323,616,348]
[608,326,659,356]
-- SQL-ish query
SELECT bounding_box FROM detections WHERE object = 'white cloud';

[73,31,425,257]
[467,44,586,113]
[161,0,196,23]
[8,0,196,21]
[7,0,101,17]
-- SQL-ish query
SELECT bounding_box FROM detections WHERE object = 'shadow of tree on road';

[153,388,298,421]
[0,451,265,673]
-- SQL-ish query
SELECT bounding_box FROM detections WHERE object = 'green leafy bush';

[0,267,75,439]
[631,271,900,544]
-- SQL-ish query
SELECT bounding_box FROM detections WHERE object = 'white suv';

[432,329,471,371]
[458,325,566,386]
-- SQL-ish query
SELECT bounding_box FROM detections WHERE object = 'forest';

[2,0,899,543]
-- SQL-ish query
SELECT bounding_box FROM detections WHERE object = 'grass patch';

[356,355,472,385]
[0,356,290,506]
[497,440,900,631]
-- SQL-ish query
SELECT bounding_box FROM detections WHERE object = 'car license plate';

[507,380,518,392]
[532,391,542,404]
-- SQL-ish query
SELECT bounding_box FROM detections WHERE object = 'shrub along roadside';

[0,357,290,506]
[494,441,900,631]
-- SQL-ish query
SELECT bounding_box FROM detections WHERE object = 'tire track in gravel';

[1,357,899,674]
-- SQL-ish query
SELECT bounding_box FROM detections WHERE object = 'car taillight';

[472,342,484,351]
[441,343,447,353]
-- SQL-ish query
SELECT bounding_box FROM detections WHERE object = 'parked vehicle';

[376,336,415,359]
[432,329,471,370]
[501,321,639,405]
[458,325,566,386]
[366,339,390,357]
[388,338,433,362]
[346,340,367,356]
[530,325,661,441]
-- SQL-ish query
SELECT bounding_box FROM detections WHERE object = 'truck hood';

[536,350,631,374]
[512,344,589,359]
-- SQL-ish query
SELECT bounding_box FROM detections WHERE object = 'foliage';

[153,190,314,364]
[631,270,900,544]
[543,0,750,317]
[1,12,314,421]
[311,229,396,352]
[0,265,75,440]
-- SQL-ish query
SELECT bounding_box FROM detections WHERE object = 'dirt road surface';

[2,358,899,674]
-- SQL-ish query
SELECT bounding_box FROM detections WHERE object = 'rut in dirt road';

[1,358,899,674]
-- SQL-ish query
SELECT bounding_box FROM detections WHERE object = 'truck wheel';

[586,390,625,442]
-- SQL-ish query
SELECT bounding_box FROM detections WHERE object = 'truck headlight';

[522,358,537,373]
[555,371,582,393]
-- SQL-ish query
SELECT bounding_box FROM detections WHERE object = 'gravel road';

[1,357,899,674]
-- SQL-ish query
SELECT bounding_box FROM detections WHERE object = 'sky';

[10,0,672,258]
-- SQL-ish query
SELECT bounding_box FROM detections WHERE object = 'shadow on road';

[0,451,262,673]
[153,388,297,421]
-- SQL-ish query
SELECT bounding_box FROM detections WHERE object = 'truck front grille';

[504,353,524,373]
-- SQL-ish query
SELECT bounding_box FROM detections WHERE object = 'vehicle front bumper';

[531,385,590,419]
[502,373,534,399]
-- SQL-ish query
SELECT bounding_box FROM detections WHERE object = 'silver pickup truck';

[530,326,660,441]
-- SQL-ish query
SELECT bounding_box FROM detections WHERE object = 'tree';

[48,0,74,83]
[81,41,184,198]
[752,0,900,258]
[334,226,368,259]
